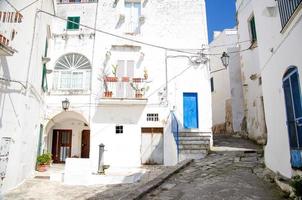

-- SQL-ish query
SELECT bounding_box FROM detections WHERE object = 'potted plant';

[36,153,52,172]
[130,82,149,98]
[290,175,302,198]
[144,68,148,80]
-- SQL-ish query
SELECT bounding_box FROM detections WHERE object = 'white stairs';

[178,132,211,161]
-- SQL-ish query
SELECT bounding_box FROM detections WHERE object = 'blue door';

[183,93,199,129]
[283,67,302,168]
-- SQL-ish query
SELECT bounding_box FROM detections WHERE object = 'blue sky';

[206,0,237,42]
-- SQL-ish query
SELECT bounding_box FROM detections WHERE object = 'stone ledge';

[120,159,193,200]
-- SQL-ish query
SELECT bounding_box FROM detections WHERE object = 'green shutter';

[250,16,257,42]
[67,16,80,30]
[42,64,48,92]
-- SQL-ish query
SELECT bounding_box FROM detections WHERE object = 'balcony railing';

[102,77,148,99]
[0,34,14,56]
[0,12,23,23]
[57,0,98,4]
[277,0,302,28]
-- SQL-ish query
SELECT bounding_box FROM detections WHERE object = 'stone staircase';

[178,132,211,161]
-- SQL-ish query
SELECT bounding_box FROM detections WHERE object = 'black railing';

[277,0,302,28]
[57,0,98,4]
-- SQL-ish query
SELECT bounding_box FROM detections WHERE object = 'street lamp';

[221,52,230,68]
[62,98,70,111]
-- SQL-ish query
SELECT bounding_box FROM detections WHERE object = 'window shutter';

[42,64,48,92]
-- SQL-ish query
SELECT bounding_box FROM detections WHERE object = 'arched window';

[53,53,91,90]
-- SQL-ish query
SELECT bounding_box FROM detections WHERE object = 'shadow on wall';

[0,56,23,128]
[92,105,146,124]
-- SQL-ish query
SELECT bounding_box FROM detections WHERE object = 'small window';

[115,125,123,134]
[147,113,159,122]
[42,64,48,92]
[67,16,80,30]
[258,77,262,85]
[249,15,257,44]
[210,77,214,92]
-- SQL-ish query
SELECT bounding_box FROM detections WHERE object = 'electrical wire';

[3,0,18,12]
[0,77,26,89]
[37,9,202,55]
[19,0,40,12]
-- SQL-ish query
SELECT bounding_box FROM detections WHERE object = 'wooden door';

[141,128,163,165]
[81,130,90,158]
[52,130,72,163]
[183,93,199,129]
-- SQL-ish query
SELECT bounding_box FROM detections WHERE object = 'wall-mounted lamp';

[62,98,70,111]
[221,52,230,68]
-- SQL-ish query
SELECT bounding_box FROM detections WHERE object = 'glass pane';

[284,78,298,148]
[60,71,71,89]
[72,71,83,89]
[85,71,91,90]
[291,72,302,118]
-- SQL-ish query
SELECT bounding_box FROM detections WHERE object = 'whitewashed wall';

[0,0,55,193]
[236,0,267,144]
[236,0,302,177]
[46,0,210,173]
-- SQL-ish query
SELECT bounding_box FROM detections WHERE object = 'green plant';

[130,82,149,94]
[112,64,118,77]
[37,153,52,165]
[290,175,302,197]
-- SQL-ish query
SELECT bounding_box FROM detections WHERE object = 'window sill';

[50,90,91,95]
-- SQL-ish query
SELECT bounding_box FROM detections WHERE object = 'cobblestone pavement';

[4,166,168,200]
[141,136,286,200]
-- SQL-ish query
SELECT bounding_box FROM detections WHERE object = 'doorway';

[141,128,164,165]
[183,93,199,129]
[81,130,90,158]
[52,130,72,163]
[283,67,302,168]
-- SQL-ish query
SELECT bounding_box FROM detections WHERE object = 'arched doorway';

[283,66,302,168]
[45,111,90,163]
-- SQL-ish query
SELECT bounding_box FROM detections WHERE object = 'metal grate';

[277,0,302,28]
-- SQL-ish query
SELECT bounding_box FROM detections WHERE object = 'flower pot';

[122,77,129,82]
[135,92,143,99]
[104,91,113,98]
[105,77,118,82]
[37,164,48,172]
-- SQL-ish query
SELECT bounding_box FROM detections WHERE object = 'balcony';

[0,34,15,56]
[57,0,98,4]
[277,0,302,29]
[0,12,23,23]
[100,77,148,105]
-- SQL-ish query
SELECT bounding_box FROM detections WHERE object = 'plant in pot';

[290,175,302,198]
[36,153,52,172]
[130,82,149,98]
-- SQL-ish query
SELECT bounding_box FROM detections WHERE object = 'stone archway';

[44,111,90,163]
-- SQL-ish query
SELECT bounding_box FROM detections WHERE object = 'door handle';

[296,118,302,126]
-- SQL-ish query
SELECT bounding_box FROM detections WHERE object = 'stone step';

[179,132,211,137]
[179,149,208,154]
[179,144,209,150]
[179,140,210,145]
[179,153,207,161]
[178,136,210,141]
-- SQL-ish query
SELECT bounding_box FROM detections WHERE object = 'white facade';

[0,0,55,193]
[44,0,211,175]
[210,29,244,135]
[236,0,302,178]
[236,0,267,144]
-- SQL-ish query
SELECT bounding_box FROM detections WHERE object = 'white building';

[209,29,244,135]
[0,0,55,193]
[236,0,302,178]
[44,0,212,178]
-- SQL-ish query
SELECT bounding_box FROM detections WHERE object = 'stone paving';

[4,165,168,200]
[141,136,286,200]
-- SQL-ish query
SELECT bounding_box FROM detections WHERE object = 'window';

[277,0,302,29]
[210,77,214,92]
[125,1,141,34]
[53,53,91,90]
[42,64,48,92]
[67,16,80,30]
[115,125,123,134]
[249,15,257,44]
[147,113,159,122]
[116,59,134,97]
